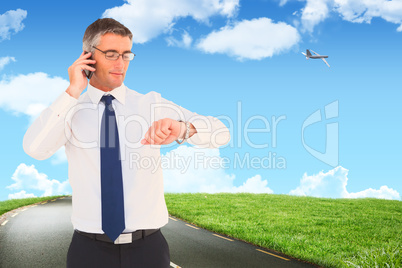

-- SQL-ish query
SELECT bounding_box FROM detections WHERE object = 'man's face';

[90,33,133,91]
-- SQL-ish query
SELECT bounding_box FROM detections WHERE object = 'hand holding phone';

[66,51,96,99]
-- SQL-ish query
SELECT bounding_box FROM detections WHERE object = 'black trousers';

[67,230,170,268]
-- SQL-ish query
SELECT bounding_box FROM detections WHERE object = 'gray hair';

[82,18,133,53]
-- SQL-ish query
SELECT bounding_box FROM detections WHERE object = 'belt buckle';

[114,233,132,244]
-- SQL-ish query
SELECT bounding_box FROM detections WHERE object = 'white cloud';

[0,72,69,120]
[102,0,239,44]
[6,163,71,198]
[297,0,402,33]
[301,0,331,32]
[196,17,301,60]
[0,56,16,71]
[289,166,401,200]
[162,145,274,193]
[347,186,401,199]
[334,0,402,31]
[231,174,274,194]
[279,0,289,7]
[166,30,193,48]
[0,9,28,42]
[8,190,36,199]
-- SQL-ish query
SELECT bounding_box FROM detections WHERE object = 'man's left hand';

[141,118,185,145]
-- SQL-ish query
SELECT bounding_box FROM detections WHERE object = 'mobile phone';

[84,51,94,79]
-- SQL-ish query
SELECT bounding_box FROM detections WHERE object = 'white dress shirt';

[23,83,230,233]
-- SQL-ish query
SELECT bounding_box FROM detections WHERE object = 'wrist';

[66,85,81,99]
[176,120,190,144]
[179,122,187,139]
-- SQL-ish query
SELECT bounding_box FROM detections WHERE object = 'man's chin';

[108,79,124,89]
[109,75,124,85]
[90,75,124,91]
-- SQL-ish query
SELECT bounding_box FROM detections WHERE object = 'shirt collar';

[87,83,126,105]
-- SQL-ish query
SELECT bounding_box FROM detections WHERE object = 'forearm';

[23,92,76,160]
[186,116,231,148]
[65,85,82,100]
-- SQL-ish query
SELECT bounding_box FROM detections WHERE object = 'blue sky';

[0,0,401,201]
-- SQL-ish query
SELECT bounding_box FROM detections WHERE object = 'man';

[23,18,230,267]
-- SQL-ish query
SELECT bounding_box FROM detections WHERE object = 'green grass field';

[1,194,399,267]
[0,195,66,217]
[165,193,401,268]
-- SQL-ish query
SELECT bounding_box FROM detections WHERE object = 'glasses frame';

[92,46,135,61]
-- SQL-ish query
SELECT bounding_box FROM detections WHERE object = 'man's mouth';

[110,71,124,76]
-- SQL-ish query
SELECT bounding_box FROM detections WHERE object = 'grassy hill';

[165,193,401,268]
[0,195,66,217]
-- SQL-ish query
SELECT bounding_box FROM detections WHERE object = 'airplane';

[302,49,330,68]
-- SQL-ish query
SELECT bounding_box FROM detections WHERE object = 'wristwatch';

[176,120,190,144]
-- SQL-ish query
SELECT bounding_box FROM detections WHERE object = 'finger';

[74,59,96,69]
[154,121,170,143]
[143,129,150,142]
[81,70,88,78]
[148,136,156,145]
[154,127,168,140]
[75,52,93,64]
[78,51,86,58]
[144,121,168,145]
[150,131,164,144]
[81,59,96,64]
[74,52,90,63]
[142,135,154,145]
[81,65,96,72]
[75,64,95,72]
[149,121,159,142]
[159,119,171,136]
[82,51,92,58]
[143,126,156,144]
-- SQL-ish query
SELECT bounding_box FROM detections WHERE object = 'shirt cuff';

[50,91,78,117]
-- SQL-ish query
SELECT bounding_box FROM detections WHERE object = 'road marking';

[20,208,27,212]
[51,199,56,202]
[213,234,233,242]
[169,217,178,221]
[42,201,48,204]
[1,220,8,226]
[170,261,181,268]
[31,205,37,208]
[256,249,290,261]
[11,213,18,217]
[185,224,199,230]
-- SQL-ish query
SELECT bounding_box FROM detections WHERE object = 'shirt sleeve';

[23,92,78,160]
[155,93,231,149]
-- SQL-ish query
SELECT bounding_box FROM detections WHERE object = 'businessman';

[23,18,230,267]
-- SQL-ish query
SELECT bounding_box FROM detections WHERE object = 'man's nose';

[114,55,125,68]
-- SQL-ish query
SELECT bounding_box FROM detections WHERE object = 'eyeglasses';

[92,46,135,61]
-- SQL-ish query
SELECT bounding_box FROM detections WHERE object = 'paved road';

[0,197,318,268]
[0,197,73,268]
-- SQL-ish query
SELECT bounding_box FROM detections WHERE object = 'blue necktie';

[100,95,125,242]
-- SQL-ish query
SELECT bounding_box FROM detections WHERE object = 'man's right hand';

[65,51,96,99]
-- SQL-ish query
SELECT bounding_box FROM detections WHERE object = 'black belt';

[75,229,159,244]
